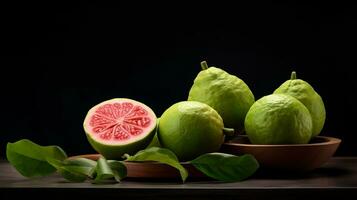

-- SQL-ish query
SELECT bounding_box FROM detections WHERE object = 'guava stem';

[200,61,209,70]
[223,127,235,136]
[291,71,297,80]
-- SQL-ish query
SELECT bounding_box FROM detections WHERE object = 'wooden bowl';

[69,154,205,179]
[221,135,341,171]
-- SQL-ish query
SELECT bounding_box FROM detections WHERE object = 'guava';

[245,94,313,144]
[147,134,161,148]
[146,118,161,148]
[274,71,326,137]
[157,101,226,161]
[188,61,255,133]
[83,98,157,159]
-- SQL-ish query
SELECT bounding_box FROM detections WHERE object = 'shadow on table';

[50,165,353,183]
[84,166,353,183]
[253,166,353,180]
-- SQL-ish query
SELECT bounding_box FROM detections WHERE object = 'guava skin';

[245,94,313,144]
[188,62,255,133]
[274,72,326,137]
[158,101,225,161]
[146,118,161,148]
[85,130,155,159]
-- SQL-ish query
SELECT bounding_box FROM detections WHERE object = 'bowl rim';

[223,135,341,147]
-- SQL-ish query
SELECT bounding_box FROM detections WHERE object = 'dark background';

[1,2,356,157]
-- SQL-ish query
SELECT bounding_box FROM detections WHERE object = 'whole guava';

[188,61,255,133]
[274,71,326,137]
[245,94,313,144]
[157,101,225,161]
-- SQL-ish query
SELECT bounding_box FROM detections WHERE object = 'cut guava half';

[83,98,157,159]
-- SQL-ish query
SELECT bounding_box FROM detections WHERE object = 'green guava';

[188,61,255,133]
[245,94,313,144]
[274,71,326,137]
[146,118,161,148]
[157,101,226,161]
[83,98,157,159]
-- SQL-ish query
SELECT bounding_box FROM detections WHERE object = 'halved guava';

[83,98,157,159]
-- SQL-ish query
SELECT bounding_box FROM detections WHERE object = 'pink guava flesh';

[89,102,152,141]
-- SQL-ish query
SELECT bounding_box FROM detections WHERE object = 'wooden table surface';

[1,157,357,199]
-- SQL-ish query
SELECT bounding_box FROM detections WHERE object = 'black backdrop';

[1,2,356,157]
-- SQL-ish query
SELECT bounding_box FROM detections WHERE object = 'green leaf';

[190,153,259,182]
[125,147,188,182]
[6,139,67,177]
[65,157,97,167]
[46,158,86,182]
[88,164,97,178]
[47,157,97,182]
[108,160,127,182]
[94,157,115,183]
